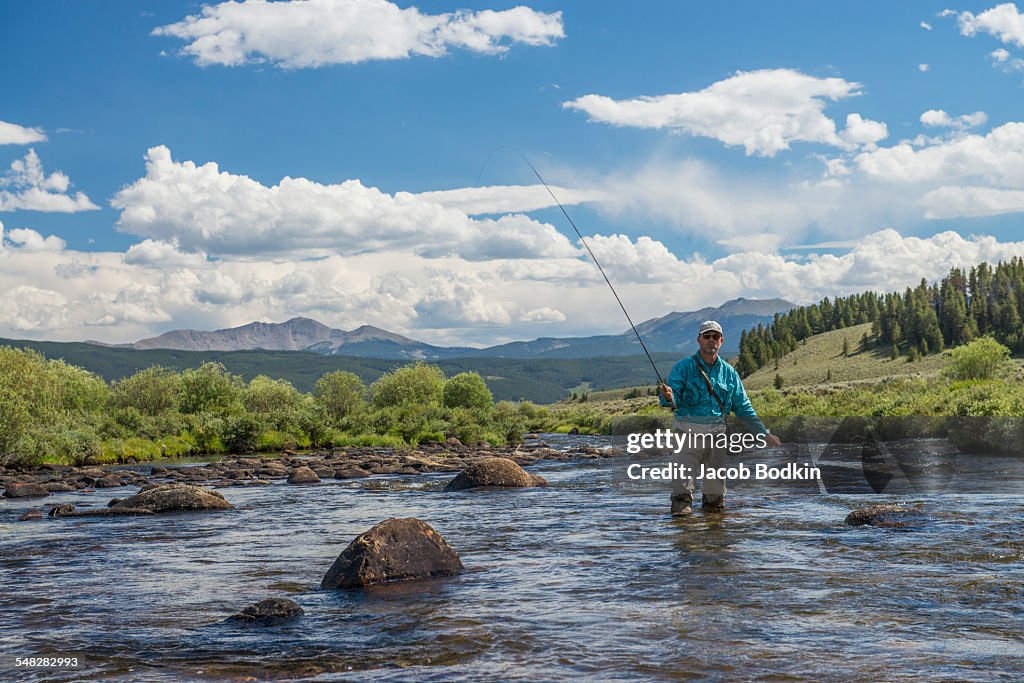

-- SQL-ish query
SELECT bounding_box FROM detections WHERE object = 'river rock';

[334,468,370,479]
[19,509,42,521]
[287,466,321,485]
[43,481,76,492]
[49,504,76,517]
[227,598,304,625]
[95,474,124,488]
[844,504,925,528]
[59,507,156,518]
[443,457,548,492]
[320,518,465,589]
[110,483,233,513]
[3,482,50,498]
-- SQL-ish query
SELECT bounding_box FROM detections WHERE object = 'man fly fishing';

[494,150,780,515]
[658,320,781,515]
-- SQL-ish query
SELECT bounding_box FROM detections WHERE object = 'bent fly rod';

[477,147,675,408]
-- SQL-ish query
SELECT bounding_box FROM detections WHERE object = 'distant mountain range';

[98,297,793,360]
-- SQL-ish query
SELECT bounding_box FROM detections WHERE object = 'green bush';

[314,370,367,424]
[243,375,303,414]
[610,414,673,435]
[182,412,228,454]
[0,384,30,458]
[944,337,1011,381]
[48,427,103,465]
[179,362,244,414]
[442,372,493,411]
[112,366,181,415]
[370,362,446,409]
[221,413,262,453]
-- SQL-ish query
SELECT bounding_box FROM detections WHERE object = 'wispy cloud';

[950,3,1024,47]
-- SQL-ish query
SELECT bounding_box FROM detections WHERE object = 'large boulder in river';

[110,483,233,513]
[844,504,925,528]
[444,456,547,492]
[320,518,464,589]
[287,466,321,485]
[227,598,304,626]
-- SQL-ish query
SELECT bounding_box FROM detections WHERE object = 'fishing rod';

[477,146,675,408]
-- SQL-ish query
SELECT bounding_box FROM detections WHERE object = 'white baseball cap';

[698,320,723,335]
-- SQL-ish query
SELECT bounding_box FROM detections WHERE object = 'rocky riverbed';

[1,436,618,505]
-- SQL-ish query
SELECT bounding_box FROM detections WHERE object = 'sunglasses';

[701,332,722,340]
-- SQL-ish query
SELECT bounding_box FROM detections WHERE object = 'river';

[2,435,1023,681]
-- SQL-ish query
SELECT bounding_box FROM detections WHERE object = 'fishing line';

[475,146,672,402]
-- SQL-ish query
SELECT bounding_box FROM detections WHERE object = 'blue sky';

[3,0,1024,345]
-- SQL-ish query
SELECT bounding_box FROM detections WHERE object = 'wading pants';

[671,420,728,504]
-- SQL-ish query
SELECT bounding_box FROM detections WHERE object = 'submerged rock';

[62,507,155,517]
[320,517,464,589]
[19,509,42,521]
[110,483,233,513]
[3,483,50,498]
[844,504,925,528]
[227,598,304,626]
[334,467,370,479]
[444,456,548,492]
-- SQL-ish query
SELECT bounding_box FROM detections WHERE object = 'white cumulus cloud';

[0,150,99,213]
[855,121,1024,186]
[0,120,47,146]
[562,68,887,157]
[111,145,577,260]
[919,109,988,129]
[953,3,1024,47]
[153,0,564,68]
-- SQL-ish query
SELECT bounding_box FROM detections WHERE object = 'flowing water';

[2,436,1023,681]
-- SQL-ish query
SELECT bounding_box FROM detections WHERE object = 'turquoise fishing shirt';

[658,354,769,434]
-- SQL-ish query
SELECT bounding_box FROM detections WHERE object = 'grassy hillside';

[742,323,950,390]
